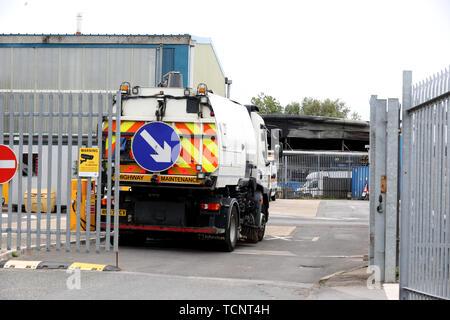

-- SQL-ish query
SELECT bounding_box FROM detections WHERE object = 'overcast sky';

[0,0,449,120]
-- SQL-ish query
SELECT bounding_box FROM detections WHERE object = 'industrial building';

[0,34,227,96]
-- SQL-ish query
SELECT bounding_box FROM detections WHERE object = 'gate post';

[373,98,387,282]
[385,98,400,282]
[399,71,413,299]
[369,96,377,266]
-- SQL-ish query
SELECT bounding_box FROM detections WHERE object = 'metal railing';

[0,91,120,253]
[400,67,450,300]
[278,150,369,199]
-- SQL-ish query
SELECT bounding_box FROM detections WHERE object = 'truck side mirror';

[275,144,283,160]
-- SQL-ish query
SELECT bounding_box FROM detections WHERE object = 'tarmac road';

[0,200,372,300]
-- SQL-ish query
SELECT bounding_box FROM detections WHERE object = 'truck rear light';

[120,82,130,94]
[201,203,221,211]
[197,172,205,179]
[101,197,114,206]
[197,84,207,95]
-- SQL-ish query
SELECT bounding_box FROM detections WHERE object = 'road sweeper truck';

[100,73,280,251]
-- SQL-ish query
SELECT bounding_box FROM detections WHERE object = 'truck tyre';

[221,205,238,252]
[254,191,263,228]
[258,201,268,241]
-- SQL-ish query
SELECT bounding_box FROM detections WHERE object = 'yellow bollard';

[70,179,96,231]
[2,182,8,205]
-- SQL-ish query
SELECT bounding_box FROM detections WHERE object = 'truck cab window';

[261,129,268,159]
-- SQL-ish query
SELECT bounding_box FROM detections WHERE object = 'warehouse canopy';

[262,114,370,151]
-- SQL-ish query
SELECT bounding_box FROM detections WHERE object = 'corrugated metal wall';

[352,166,369,199]
[0,47,157,91]
[193,43,226,97]
[0,47,157,134]
[2,92,108,136]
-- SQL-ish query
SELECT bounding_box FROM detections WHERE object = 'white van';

[296,171,352,198]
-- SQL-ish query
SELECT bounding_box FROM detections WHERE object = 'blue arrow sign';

[131,122,181,172]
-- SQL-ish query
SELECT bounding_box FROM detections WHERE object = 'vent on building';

[159,72,183,88]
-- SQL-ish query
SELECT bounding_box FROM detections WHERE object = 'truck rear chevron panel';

[120,164,146,174]
[104,121,218,175]
[104,121,145,157]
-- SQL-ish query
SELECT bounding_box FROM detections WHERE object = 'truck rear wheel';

[258,202,268,241]
[221,205,238,252]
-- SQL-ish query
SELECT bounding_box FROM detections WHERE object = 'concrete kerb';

[309,263,400,300]
[318,264,369,286]
[298,264,370,299]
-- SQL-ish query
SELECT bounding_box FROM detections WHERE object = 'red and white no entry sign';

[0,145,17,184]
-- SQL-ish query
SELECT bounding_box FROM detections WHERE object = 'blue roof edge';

[0,33,192,37]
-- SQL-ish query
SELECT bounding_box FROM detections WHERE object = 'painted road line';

[265,225,296,237]
[301,255,365,259]
[270,214,365,221]
[317,255,365,258]
[118,270,314,290]
[292,236,320,242]
[264,235,293,241]
[233,249,296,257]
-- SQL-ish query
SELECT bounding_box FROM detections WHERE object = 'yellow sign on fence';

[78,148,100,178]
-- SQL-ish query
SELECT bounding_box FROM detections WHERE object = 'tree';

[250,93,283,114]
[300,97,351,118]
[350,111,362,120]
[250,93,362,119]
[284,102,301,115]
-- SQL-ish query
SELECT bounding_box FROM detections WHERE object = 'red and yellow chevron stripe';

[169,122,218,175]
[120,164,146,174]
[202,123,218,173]
[104,121,145,157]
[103,121,218,176]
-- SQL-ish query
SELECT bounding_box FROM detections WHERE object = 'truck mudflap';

[100,223,225,235]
